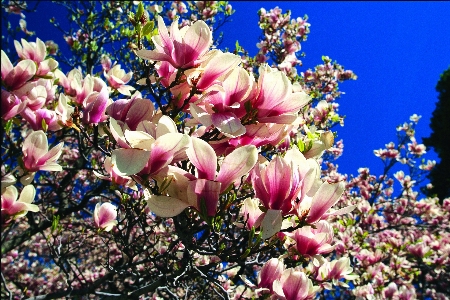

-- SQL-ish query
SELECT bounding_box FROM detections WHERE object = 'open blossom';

[106,94,156,132]
[22,130,64,172]
[286,220,335,257]
[257,258,285,292]
[1,185,39,219]
[14,37,58,76]
[1,50,36,91]
[104,63,135,96]
[190,65,251,137]
[251,64,310,124]
[316,257,358,284]
[272,268,319,300]
[1,90,27,120]
[82,86,110,124]
[136,15,212,69]
[14,37,46,64]
[145,139,258,217]
[93,202,118,232]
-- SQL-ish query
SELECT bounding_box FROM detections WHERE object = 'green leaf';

[135,2,144,21]
[5,119,13,134]
[51,215,60,234]
[297,139,305,152]
[41,119,48,132]
[142,21,154,37]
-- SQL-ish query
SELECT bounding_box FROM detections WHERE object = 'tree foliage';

[423,67,450,202]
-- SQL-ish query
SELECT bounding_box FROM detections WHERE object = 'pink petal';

[187,179,221,216]
[38,142,64,165]
[196,52,240,90]
[97,202,117,230]
[186,137,217,180]
[280,269,309,300]
[307,181,345,224]
[135,50,174,65]
[1,50,13,79]
[23,130,48,160]
[124,98,155,130]
[222,67,252,106]
[1,186,18,209]
[147,133,190,175]
[256,70,290,113]
[155,115,177,138]
[190,103,213,127]
[4,59,36,90]
[262,157,293,212]
[216,145,258,193]
[178,20,212,68]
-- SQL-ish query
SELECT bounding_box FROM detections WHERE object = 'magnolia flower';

[251,64,310,124]
[272,268,319,300]
[136,16,212,69]
[1,90,27,120]
[14,37,58,76]
[190,65,251,137]
[100,54,112,71]
[93,157,136,189]
[182,138,258,216]
[104,64,135,96]
[22,130,64,172]
[145,139,258,218]
[1,50,36,91]
[82,86,110,124]
[286,220,335,257]
[14,37,46,64]
[316,257,358,284]
[1,185,38,219]
[257,258,285,292]
[106,96,155,132]
[93,202,118,232]
[252,146,318,216]
[240,198,264,229]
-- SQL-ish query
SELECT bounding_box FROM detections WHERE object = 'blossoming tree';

[1,1,448,299]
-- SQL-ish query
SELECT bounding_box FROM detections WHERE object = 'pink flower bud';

[93,202,118,232]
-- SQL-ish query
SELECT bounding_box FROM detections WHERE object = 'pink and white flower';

[93,202,118,232]
[22,130,64,172]
[1,185,38,219]
[272,268,319,300]
[104,63,135,96]
[136,16,212,69]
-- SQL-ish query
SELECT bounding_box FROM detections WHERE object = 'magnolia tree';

[1,1,448,300]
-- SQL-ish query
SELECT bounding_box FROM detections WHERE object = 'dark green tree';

[423,67,450,202]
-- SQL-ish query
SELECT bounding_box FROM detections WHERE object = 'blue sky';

[220,2,450,177]
[6,1,450,178]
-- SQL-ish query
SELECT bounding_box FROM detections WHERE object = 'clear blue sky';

[220,2,449,177]
[8,1,450,178]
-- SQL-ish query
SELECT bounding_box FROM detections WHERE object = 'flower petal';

[261,209,283,240]
[307,181,345,224]
[111,148,151,176]
[147,195,189,217]
[186,137,217,180]
[216,145,258,193]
